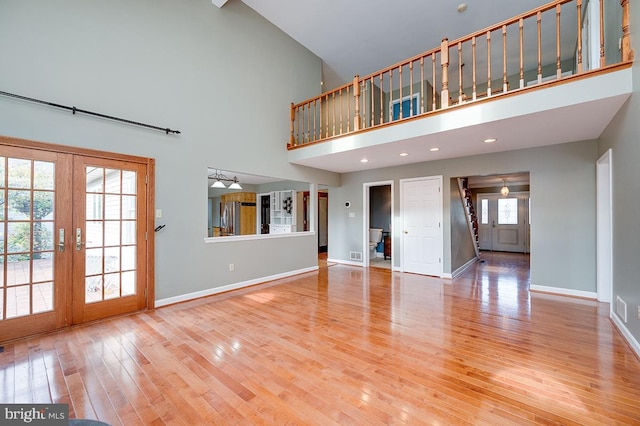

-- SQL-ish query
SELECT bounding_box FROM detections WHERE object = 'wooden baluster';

[353,75,360,131]
[306,103,310,142]
[298,105,302,144]
[325,94,329,138]
[370,76,374,127]
[346,86,350,133]
[399,65,403,118]
[313,99,317,141]
[487,31,492,96]
[556,4,562,79]
[600,0,605,67]
[379,72,384,124]
[576,0,583,73]
[361,81,366,128]
[332,92,336,136]
[537,11,542,83]
[458,42,463,103]
[519,18,524,88]
[441,38,450,108]
[621,0,634,61]
[432,55,437,111]
[420,57,425,113]
[502,25,508,93]
[339,89,343,134]
[472,37,477,100]
[389,68,393,120]
[409,62,414,117]
[289,102,295,147]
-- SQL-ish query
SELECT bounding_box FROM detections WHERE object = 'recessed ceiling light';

[429,147,440,152]
[483,138,497,143]
[360,158,368,163]
[400,152,409,157]
[457,3,467,13]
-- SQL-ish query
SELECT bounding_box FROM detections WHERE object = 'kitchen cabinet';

[270,190,296,233]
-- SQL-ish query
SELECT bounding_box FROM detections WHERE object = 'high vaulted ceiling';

[239,0,556,88]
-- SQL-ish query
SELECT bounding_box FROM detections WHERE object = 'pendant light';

[500,179,510,197]
[209,170,242,190]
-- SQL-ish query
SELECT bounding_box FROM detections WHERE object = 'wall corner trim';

[155,266,319,307]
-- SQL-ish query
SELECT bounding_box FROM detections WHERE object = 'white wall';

[0,0,339,300]
[329,140,598,293]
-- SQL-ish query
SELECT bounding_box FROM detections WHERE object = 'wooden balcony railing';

[289,0,633,149]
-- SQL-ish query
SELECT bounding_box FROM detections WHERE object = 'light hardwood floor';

[1,252,640,425]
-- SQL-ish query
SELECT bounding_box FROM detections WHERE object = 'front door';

[0,139,152,342]
[401,176,443,277]
[477,193,529,253]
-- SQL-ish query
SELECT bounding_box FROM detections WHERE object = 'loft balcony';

[287,0,634,173]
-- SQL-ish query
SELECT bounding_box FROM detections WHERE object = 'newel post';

[440,38,450,108]
[621,0,634,61]
[353,75,361,131]
[289,102,295,147]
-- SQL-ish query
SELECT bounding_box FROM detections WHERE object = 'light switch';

[156,209,162,218]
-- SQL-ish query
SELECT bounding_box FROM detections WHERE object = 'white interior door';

[478,193,529,253]
[401,176,443,276]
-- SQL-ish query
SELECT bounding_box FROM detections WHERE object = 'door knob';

[404,230,408,234]
[76,228,86,251]
[58,228,65,252]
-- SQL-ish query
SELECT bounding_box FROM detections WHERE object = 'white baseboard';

[451,257,478,278]
[443,273,453,279]
[610,311,640,360]
[155,266,319,308]
[327,258,364,267]
[529,284,597,299]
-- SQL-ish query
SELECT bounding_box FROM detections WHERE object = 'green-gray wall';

[0,0,339,301]
[450,179,477,273]
[329,140,597,291]
[598,0,640,344]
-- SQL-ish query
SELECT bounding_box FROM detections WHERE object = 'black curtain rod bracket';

[0,90,181,135]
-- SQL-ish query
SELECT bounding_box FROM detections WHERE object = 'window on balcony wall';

[390,94,419,121]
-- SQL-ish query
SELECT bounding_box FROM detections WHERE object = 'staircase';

[457,177,481,260]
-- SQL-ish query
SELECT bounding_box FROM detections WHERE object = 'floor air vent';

[350,251,363,261]
[616,295,627,323]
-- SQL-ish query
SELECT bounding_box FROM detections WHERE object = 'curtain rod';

[0,90,181,135]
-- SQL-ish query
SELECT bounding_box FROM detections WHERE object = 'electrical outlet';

[229,263,234,271]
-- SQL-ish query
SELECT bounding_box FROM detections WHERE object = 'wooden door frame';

[0,135,155,315]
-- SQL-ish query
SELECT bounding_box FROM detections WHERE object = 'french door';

[0,140,152,342]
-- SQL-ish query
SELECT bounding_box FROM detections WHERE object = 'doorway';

[363,182,392,269]
[302,190,328,253]
[596,149,612,304]
[0,138,153,342]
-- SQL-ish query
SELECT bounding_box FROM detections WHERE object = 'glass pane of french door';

[0,147,70,342]
[73,156,147,324]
